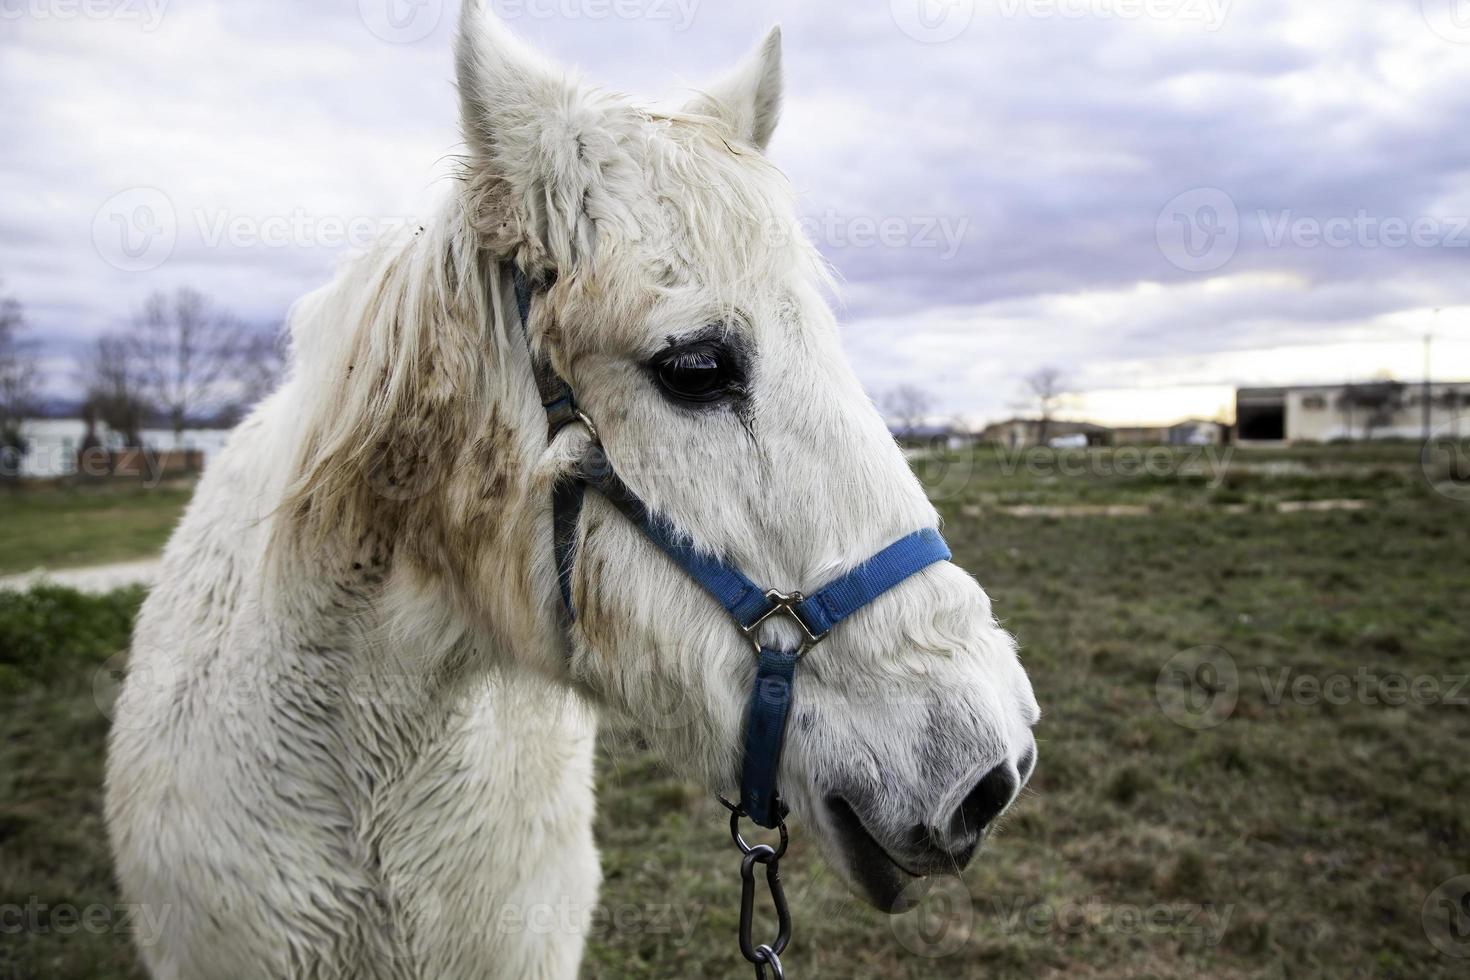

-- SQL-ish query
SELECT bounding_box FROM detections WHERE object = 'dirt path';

[0,558,163,593]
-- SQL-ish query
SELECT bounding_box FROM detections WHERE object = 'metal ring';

[728,806,788,860]
[753,945,785,980]
[574,410,600,445]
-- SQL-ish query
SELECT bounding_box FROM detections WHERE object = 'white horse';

[105,6,1039,978]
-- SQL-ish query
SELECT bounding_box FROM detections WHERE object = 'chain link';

[722,798,793,980]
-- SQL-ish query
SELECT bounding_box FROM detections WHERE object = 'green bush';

[0,585,144,692]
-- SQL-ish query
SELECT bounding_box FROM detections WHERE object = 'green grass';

[1,446,1467,978]
[0,485,193,575]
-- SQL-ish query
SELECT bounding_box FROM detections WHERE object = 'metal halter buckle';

[739,590,828,658]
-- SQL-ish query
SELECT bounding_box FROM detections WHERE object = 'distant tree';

[0,280,39,478]
[130,288,247,442]
[81,334,149,448]
[216,322,287,426]
[1022,367,1069,444]
[1340,381,1406,440]
[883,384,935,441]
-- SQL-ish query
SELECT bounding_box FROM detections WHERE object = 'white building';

[1236,382,1470,443]
[9,418,235,479]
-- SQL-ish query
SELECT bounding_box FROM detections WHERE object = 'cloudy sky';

[3,0,1469,424]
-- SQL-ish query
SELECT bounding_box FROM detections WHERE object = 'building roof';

[1239,380,1470,398]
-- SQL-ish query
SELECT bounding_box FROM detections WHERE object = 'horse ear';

[683,26,783,152]
[455,3,602,267]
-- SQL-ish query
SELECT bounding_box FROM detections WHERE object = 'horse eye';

[653,345,734,403]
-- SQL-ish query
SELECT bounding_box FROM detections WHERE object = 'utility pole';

[1424,310,1437,441]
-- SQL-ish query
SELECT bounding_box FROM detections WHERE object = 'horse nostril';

[1018,742,1037,783]
[933,763,1017,866]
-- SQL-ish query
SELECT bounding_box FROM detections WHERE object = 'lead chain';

[724,801,792,980]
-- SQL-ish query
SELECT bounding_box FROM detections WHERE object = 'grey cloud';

[1,0,1467,412]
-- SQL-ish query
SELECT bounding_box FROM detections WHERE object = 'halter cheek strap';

[509,264,952,828]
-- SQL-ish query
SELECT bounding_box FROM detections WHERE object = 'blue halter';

[510,266,952,828]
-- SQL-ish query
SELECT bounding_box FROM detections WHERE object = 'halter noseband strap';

[508,263,952,828]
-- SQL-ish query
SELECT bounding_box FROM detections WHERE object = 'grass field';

[0,485,193,575]
[2,444,1467,978]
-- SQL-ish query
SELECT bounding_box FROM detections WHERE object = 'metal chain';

[721,798,793,980]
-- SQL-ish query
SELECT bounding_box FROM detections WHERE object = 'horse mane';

[271,191,498,566]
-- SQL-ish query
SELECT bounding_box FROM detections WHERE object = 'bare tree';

[1022,367,1069,444]
[0,280,39,478]
[1340,381,1406,441]
[80,333,149,448]
[130,287,247,442]
[218,323,288,425]
[882,384,935,441]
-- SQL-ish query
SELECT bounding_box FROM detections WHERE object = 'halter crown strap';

[512,266,583,439]
[508,261,953,828]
